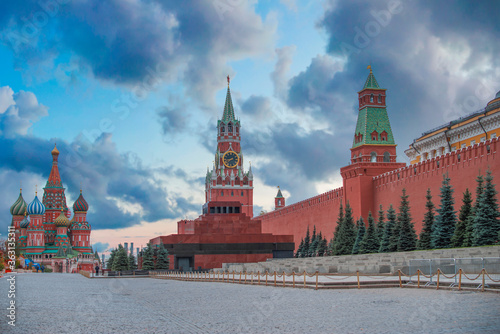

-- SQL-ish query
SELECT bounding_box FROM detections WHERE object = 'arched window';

[236,126,239,134]
[371,152,377,162]
[241,191,244,196]
[220,126,225,133]
[371,130,378,141]
[370,94,374,102]
[278,200,281,206]
[221,191,224,196]
[228,123,233,132]
[378,94,381,103]
[231,191,234,196]
[383,152,390,162]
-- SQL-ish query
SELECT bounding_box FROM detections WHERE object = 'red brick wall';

[258,138,499,250]
[260,188,344,250]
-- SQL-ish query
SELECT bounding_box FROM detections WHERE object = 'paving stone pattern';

[1,273,499,334]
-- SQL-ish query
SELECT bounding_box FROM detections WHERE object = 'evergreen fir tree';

[431,174,457,248]
[296,239,304,258]
[463,175,484,247]
[112,244,129,271]
[451,189,472,247]
[379,204,396,253]
[128,252,137,270]
[107,248,117,270]
[359,212,380,254]
[335,202,357,255]
[397,188,417,252]
[317,233,327,256]
[330,203,344,255]
[141,243,155,270]
[310,226,318,257]
[376,205,385,246]
[387,205,399,252]
[418,188,435,250]
[473,170,500,246]
[156,243,170,269]
[303,226,310,258]
[352,217,366,254]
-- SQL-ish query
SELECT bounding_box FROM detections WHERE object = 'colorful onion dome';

[27,194,46,215]
[51,143,60,156]
[55,210,70,227]
[20,215,30,228]
[10,189,27,215]
[73,190,89,212]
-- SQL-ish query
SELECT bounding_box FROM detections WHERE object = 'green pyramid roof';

[222,86,235,123]
[276,188,284,198]
[363,69,380,89]
[352,107,395,148]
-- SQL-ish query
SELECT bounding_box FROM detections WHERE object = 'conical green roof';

[276,188,284,198]
[222,86,235,123]
[363,68,380,89]
[352,107,395,148]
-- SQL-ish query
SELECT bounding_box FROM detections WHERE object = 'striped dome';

[55,210,70,227]
[73,191,89,212]
[20,215,30,228]
[27,194,46,215]
[10,190,27,215]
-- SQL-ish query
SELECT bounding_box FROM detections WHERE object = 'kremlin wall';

[258,69,500,250]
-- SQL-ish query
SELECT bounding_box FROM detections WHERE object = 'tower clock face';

[222,151,239,168]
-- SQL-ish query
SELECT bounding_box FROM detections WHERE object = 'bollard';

[274,271,277,287]
[233,271,235,283]
[304,270,307,288]
[417,269,420,288]
[245,271,247,284]
[251,272,253,285]
[293,272,295,288]
[316,271,319,290]
[398,270,402,288]
[266,271,268,286]
[239,271,242,284]
[437,269,440,290]
[357,270,360,289]
[283,271,286,287]
[482,269,485,292]
[258,271,261,285]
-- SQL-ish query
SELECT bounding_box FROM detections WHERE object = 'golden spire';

[367,64,372,73]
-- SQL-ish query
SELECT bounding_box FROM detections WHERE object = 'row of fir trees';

[296,170,499,257]
[139,242,170,271]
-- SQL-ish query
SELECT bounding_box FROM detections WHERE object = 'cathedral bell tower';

[340,66,406,221]
[205,77,254,217]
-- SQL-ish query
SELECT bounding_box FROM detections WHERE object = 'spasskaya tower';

[205,77,254,217]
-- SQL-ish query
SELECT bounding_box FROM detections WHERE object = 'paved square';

[1,273,499,333]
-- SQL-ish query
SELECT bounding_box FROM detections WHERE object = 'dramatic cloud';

[0,86,48,138]
[0,0,276,105]
[0,133,200,233]
[93,242,109,253]
[271,45,296,99]
[156,106,187,136]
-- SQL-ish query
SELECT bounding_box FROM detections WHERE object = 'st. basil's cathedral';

[9,145,95,273]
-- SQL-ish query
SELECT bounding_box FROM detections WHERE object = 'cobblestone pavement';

[1,273,499,334]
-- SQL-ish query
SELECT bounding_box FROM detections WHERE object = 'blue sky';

[1,0,499,253]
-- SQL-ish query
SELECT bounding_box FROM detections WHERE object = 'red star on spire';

[227,75,230,86]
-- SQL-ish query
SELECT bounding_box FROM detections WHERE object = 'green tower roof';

[352,107,396,148]
[222,86,235,123]
[363,67,380,89]
[276,188,283,198]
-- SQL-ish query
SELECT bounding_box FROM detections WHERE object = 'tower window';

[383,152,390,162]
[228,123,233,132]
[220,126,225,133]
[221,191,224,196]
[371,152,377,162]
[241,191,244,196]
[370,94,374,102]
[231,191,234,196]
[278,200,281,206]
[378,94,381,103]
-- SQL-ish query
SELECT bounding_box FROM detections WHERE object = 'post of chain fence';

[266,271,268,286]
[274,271,277,287]
[239,271,242,284]
[417,269,420,288]
[304,270,307,288]
[398,270,402,288]
[251,272,253,285]
[283,271,286,287]
[459,268,462,290]
[258,271,260,285]
[482,269,485,292]
[244,271,247,284]
[357,270,360,289]
[293,272,295,288]
[437,269,440,290]
[316,271,319,290]
[453,258,457,285]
